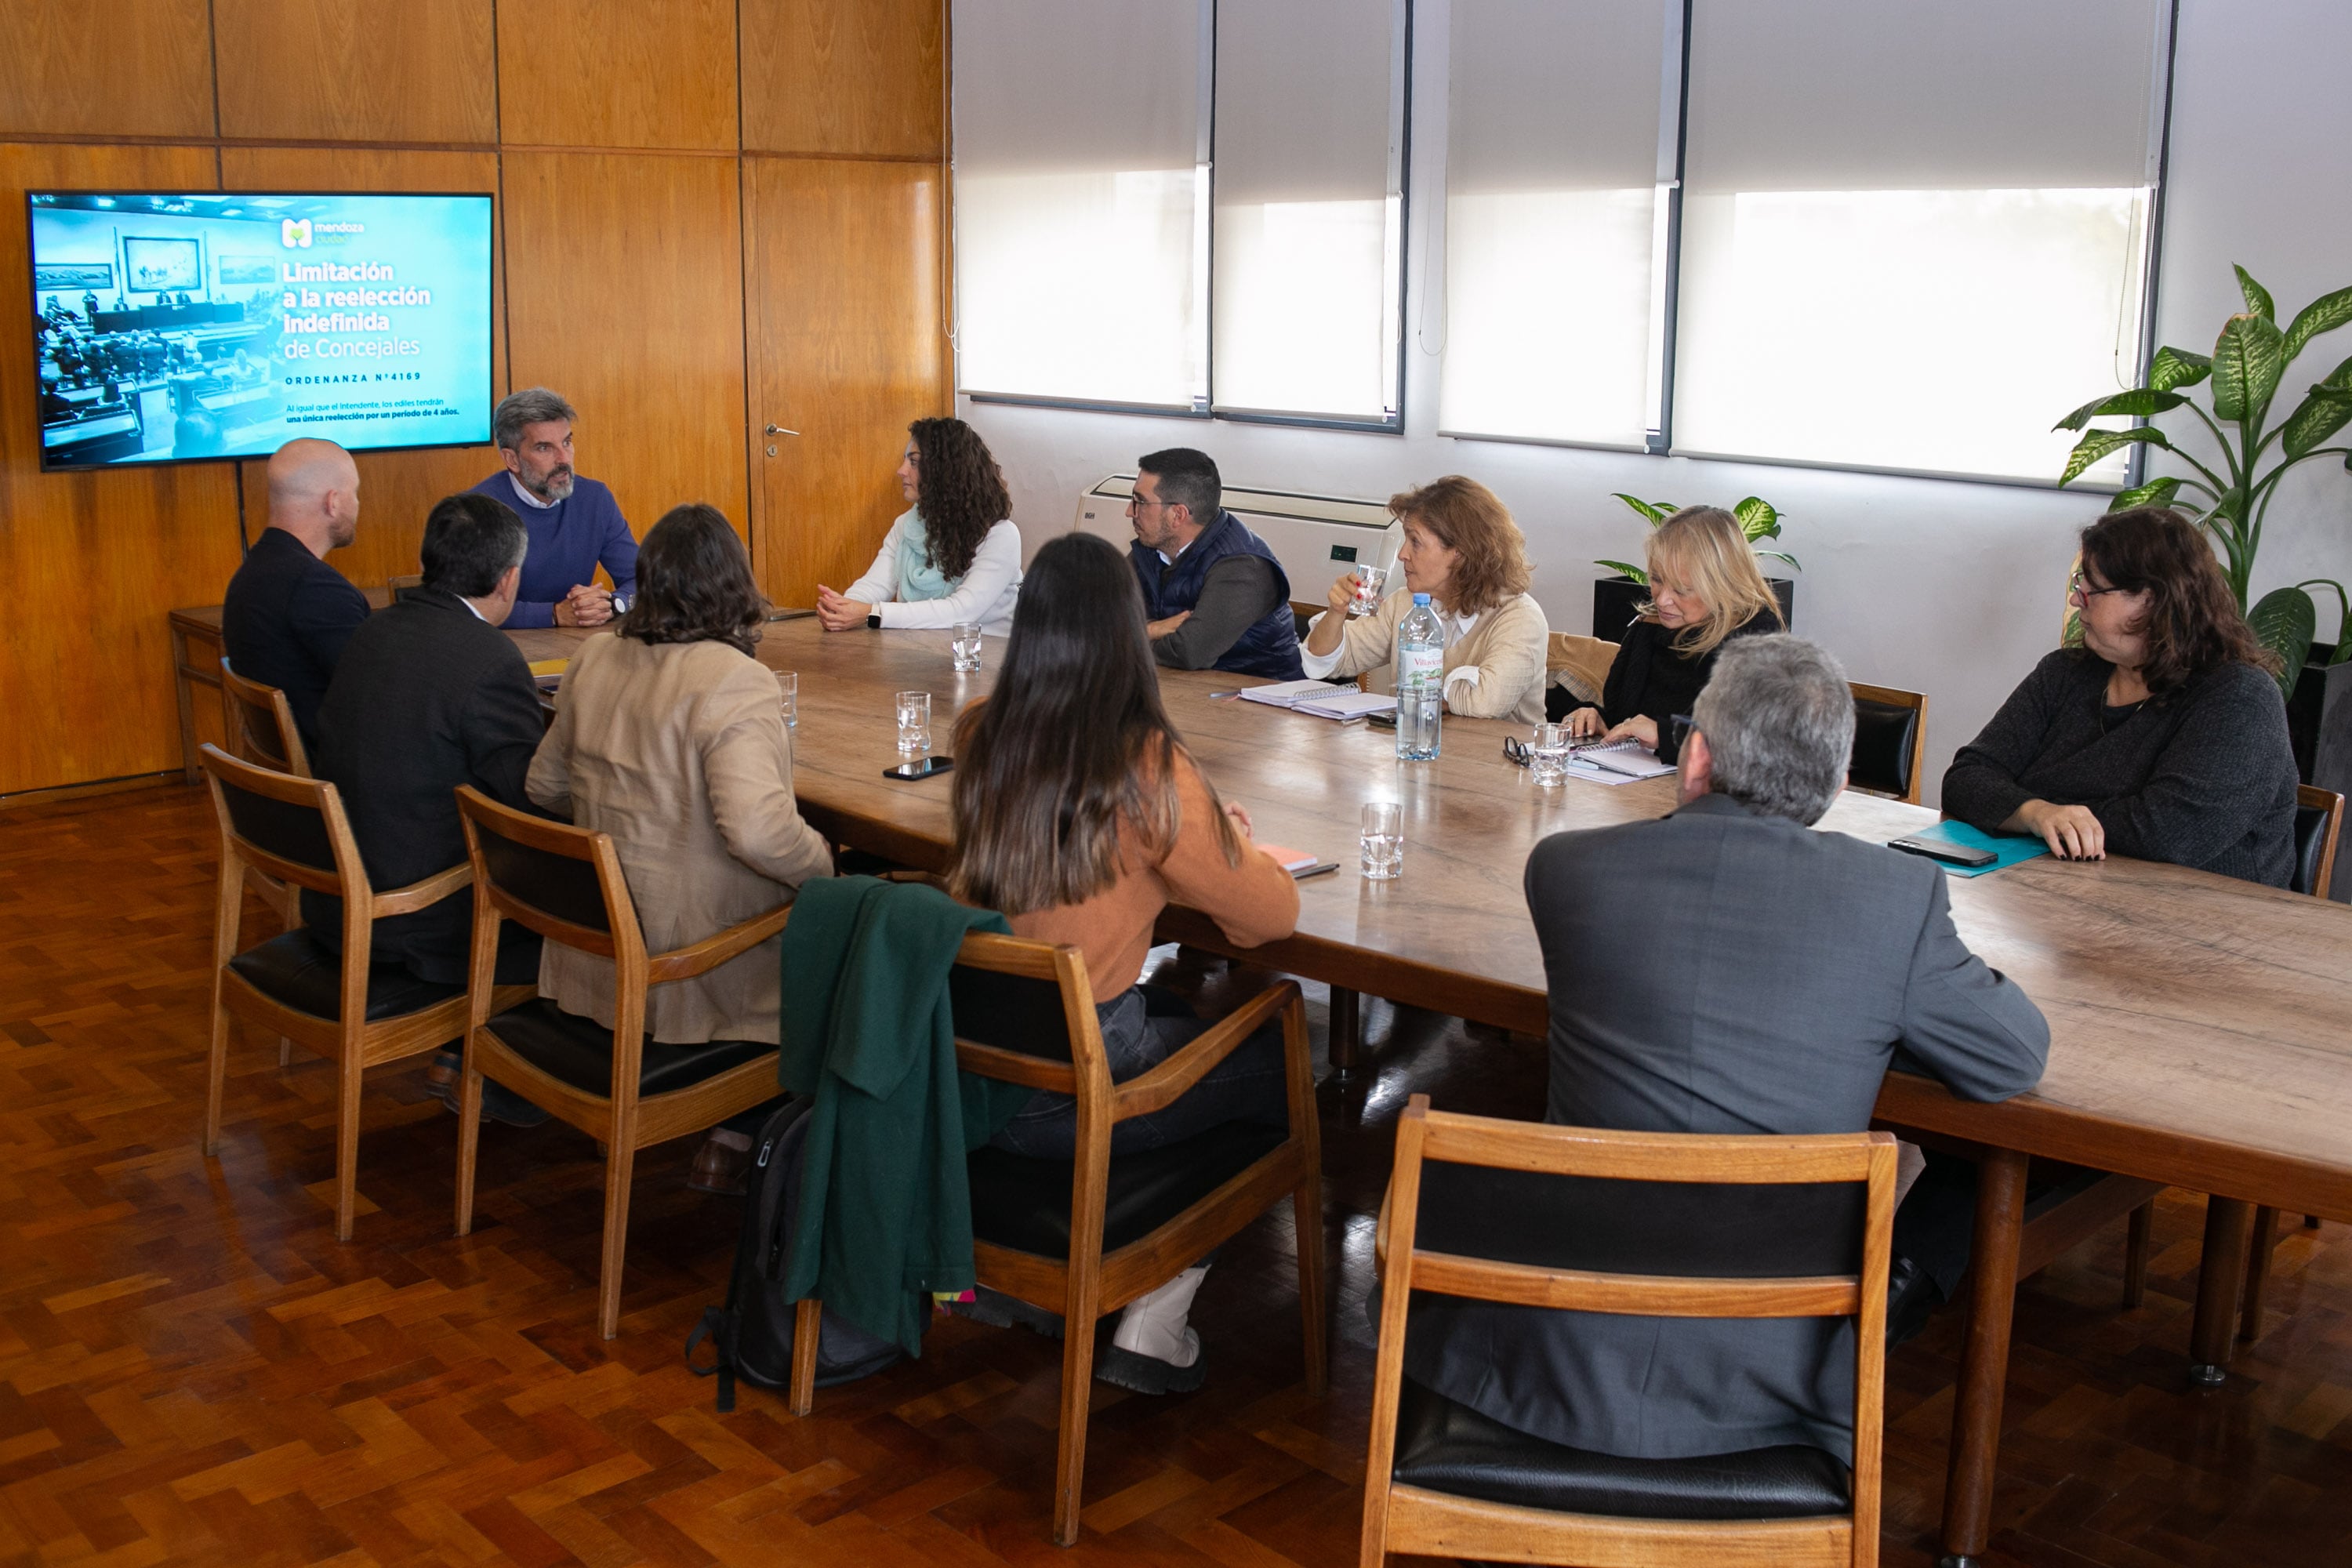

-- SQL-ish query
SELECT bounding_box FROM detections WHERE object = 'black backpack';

[684,1096,909,1410]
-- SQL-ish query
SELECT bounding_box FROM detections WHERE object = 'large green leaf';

[2053,387,2187,431]
[1733,495,1780,539]
[1610,493,1672,524]
[1595,559,1649,585]
[2280,387,2352,458]
[2210,311,2285,425]
[2318,351,2352,393]
[2236,264,2276,321]
[1755,548,1801,572]
[2281,284,2352,364]
[2059,425,2173,486]
[2107,476,2183,510]
[2148,345,2213,391]
[2249,585,2316,699]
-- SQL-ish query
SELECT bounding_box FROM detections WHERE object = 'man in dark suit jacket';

[307,492,546,998]
[220,438,371,745]
[1404,635,2049,1466]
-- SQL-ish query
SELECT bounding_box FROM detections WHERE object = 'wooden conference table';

[175,608,2352,1566]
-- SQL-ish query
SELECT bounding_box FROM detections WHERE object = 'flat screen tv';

[28,191,494,470]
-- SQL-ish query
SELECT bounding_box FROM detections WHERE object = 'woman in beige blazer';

[526,503,833,1190]
[1298,475,1551,724]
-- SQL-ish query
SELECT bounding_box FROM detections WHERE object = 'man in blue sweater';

[466,387,638,630]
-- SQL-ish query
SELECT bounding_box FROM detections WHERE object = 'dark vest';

[1129,510,1304,681]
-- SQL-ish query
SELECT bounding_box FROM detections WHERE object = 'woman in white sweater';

[1299,475,1551,724]
[815,416,1023,637]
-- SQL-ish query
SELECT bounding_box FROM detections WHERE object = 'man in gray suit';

[1403,634,2049,1465]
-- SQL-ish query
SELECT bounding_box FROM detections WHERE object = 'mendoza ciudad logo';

[281,218,364,248]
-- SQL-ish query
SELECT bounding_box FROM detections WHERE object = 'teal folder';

[1896,819,2050,878]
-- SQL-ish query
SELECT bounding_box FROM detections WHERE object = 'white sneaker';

[1112,1264,1208,1367]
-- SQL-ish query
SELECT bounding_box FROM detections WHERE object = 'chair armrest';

[1109,979,1299,1122]
[954,1039,1080,1093]
[647,902,792,985]
[372,862,471,918]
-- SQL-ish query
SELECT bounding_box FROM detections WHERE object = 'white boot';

[1112,1263,1208,1368]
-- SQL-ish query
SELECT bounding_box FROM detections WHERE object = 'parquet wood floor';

[5,783,2350,1567]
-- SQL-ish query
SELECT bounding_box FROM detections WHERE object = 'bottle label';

[1399,644,1444,691]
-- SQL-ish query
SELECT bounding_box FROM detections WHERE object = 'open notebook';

[1237,680,1396,722]
[1561,738,1675,783]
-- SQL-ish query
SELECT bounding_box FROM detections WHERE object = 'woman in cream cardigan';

[527,503,833,1192]
[1298,474,1551,724]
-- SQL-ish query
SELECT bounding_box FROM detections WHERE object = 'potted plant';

[1592,494,1798,644]
[2054,265,2351,686]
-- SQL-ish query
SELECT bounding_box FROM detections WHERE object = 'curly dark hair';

[619,503,768,658]
[2077,506,2278,695]
[909,416,1011,582]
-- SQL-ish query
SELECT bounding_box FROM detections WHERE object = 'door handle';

[764,424,799,437]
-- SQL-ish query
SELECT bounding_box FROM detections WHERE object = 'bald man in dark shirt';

[220,439,371,746]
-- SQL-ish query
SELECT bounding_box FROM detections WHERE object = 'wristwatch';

[866,613,882,629]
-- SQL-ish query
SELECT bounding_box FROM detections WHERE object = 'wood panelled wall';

[0,0,949,798]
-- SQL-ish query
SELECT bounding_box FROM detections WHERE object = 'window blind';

[953,0,1210,408]
[1670,0,2169,481]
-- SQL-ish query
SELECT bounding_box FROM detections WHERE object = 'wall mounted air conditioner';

[1073,476,1402,608]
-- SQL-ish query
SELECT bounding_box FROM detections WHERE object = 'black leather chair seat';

[967,1120,1288,1257]
[1392,1378,1850,1522]
[227,929,462,1022]
[484,998,773,1096]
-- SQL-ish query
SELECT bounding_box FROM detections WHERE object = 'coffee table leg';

[1940,1145,2027,1568]
[1328,987,1361,1075]
[2189,1196,2254,1383]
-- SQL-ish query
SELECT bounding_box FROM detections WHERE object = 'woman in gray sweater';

[1943,506,2298,887]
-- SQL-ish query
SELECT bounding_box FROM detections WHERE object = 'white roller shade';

[1440,0,1673,446]
[1211,0,1406,423]
[953,0,1210,408]
[1671,0,2168,481]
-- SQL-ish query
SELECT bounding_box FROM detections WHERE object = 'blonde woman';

[1299,476,1551,723]
[1563,505,1784,750]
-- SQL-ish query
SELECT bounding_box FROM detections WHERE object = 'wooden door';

[743,157,949,610]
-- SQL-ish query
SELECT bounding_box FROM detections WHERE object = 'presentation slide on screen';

[29,191,493,470]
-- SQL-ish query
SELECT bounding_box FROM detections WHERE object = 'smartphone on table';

[1888,834,1997,868]
[884,757,954,781]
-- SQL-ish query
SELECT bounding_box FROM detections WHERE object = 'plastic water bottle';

[1396,593,1444,760]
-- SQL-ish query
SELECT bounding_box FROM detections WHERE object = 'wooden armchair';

[453,786,792,1338]
[1847,683,1927,805]
[199,744,528,1239]
[1361,1096,1896,1568]
[789,931,1327,1546]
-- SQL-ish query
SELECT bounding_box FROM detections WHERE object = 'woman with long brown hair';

[948,531,1298,1393]
[1561,504,1783,750]
[527,503,832,1190]
[816,416,1022,635]
[1300,474,1552,722]
[1944,506,2297,883]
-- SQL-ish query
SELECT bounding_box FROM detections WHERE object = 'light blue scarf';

[894,509,957,602]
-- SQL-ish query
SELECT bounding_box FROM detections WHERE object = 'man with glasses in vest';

[1125,448,1305,681]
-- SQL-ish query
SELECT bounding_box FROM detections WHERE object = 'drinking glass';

[776,670,797,730]
[1348,564,1390,616]
[1528,723,1571,787]
[951,622,983,672]
[895,690,931,755]
[1359,800,1403,880]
